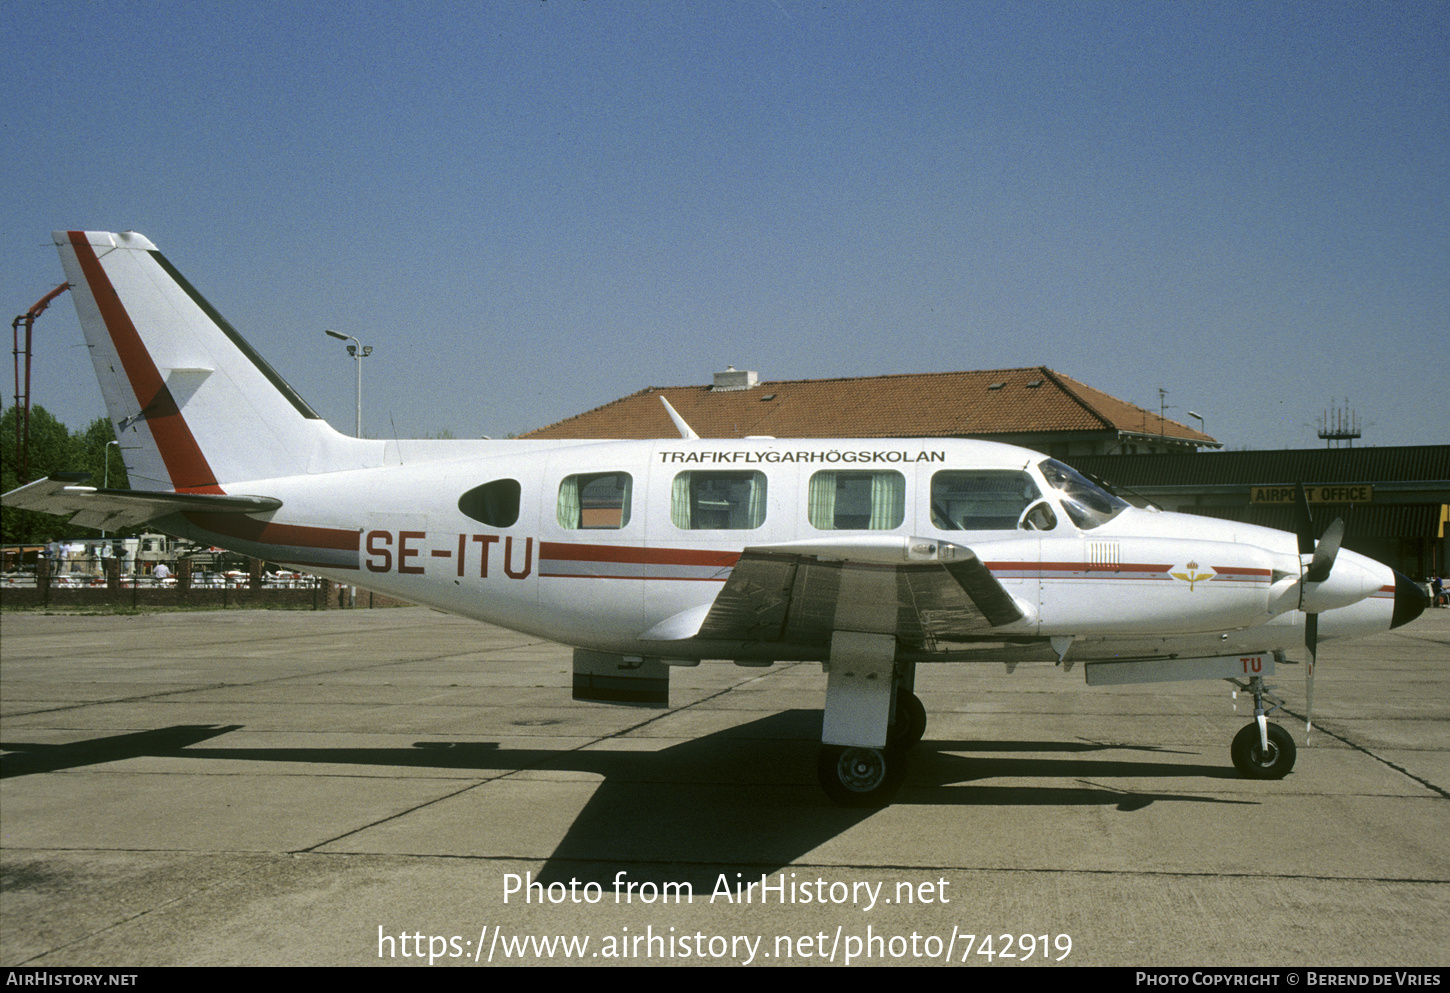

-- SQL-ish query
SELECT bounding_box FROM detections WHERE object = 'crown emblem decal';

[1169,560,1215,591]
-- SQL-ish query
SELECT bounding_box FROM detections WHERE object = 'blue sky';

[4,0,1446,449]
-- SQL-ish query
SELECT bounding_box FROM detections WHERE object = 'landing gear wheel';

[888,691,927,752]
[1231,722,1297,780]
[817,745,906,807]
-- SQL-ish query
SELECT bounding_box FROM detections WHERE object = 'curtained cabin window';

[670,471,767,530]
[557,472,632,529]
[806,470,905,530]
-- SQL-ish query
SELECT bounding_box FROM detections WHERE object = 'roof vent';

[712,366,758,391]
[1026,380,1043,388]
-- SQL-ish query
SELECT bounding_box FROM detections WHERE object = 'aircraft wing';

[1,474,282,532]
[681,535,1025,648]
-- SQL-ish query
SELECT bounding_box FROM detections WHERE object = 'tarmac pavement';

[2,605,1447,967]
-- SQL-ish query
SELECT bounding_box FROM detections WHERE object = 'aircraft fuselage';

[153,437,1400,665]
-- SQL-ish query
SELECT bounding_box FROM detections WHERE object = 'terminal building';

[1070,447,1449,583]
[523,366,1448,581]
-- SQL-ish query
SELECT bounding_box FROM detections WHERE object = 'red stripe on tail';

[67,232,222,493]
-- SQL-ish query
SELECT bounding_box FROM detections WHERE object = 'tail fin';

[56,231,380,492]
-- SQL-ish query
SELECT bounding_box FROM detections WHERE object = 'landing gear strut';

[1228,675,1297,779]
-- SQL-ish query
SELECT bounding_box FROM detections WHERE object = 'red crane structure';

[11,282,70,484]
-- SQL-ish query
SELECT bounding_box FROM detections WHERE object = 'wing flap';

[696,550,799,641]
[689,536,1025,647]
[2,474,282,531]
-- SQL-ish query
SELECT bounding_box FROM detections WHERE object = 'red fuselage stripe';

[183,513,360,550]
[538,545,1269,583]
[539,541,740,567]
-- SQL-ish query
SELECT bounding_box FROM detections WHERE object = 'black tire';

[817,745,906,807]
[1231,722,1297,779]
[888,691,928,752]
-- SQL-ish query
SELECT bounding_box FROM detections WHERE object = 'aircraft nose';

[1391,571,1429,629]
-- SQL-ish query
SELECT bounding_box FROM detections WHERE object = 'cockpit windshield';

[1039,459,1130,530]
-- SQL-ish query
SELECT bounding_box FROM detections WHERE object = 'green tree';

[75,416,129,491]
[2,406,130,544]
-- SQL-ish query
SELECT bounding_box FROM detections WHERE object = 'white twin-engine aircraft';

[5,231,1428,805]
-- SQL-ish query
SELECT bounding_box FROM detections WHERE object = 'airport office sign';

[1251,484,1373,504]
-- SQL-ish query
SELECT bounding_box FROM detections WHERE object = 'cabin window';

[807,471,905,530]
[458,478,521,528]
[557,472,632,529]
[670,471,766,530]
[930,470,1042,530]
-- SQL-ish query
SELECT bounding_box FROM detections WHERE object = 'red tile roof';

[521,367,1218,445]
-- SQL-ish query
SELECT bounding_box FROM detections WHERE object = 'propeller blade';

[1295,483,1316,555]
[1305,517,1345,584]
[1293,486,1344,742]
[1304,612,1317,739]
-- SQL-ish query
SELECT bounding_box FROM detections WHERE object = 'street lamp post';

[103,439,119,489]
[324,330,372,438]
[101,439,119,538]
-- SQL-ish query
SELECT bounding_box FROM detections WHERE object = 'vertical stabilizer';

[55,231,381,492]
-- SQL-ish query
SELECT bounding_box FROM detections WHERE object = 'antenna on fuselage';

[660,396,699,440]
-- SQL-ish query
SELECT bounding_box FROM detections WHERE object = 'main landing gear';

[816,689,926,807]
[1228,674,1297,780]
[817,744,906,807]
[889,688,927,751]
[814,632,926,807]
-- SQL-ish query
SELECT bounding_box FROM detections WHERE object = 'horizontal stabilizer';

[2,474,282,531]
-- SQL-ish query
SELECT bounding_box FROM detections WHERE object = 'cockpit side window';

[1039,459,1129,530]
[930,470,1041,530]
[458,478,521,528]
[1020,500,1058,531]
[558,472,632,529]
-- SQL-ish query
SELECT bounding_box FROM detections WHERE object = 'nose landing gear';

[1228,675,1297,779]
[1231,721,1297,779]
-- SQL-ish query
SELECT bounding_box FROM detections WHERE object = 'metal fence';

[1,555,405,610]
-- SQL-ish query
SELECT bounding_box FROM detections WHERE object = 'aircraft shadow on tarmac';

[1,710,1253,890]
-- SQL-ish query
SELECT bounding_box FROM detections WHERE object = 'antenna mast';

[1317,398,1362,449]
